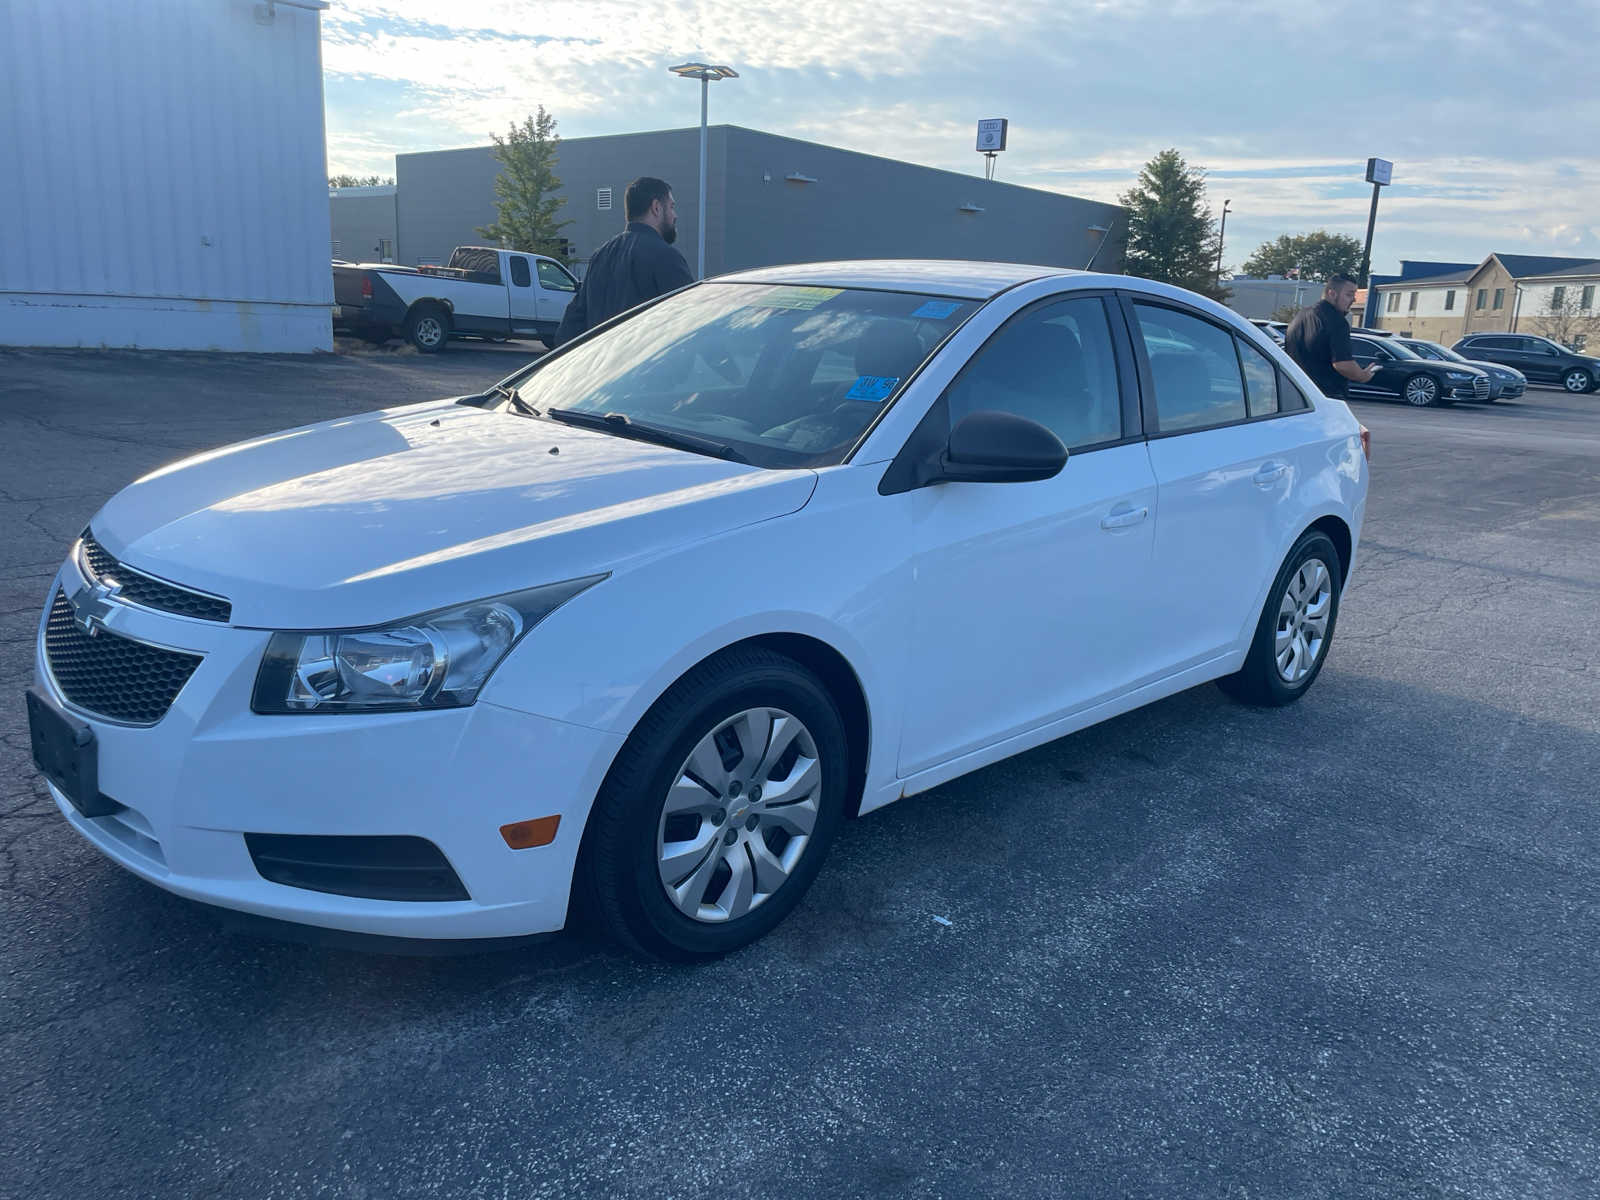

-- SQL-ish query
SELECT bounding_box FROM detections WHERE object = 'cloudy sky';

[321,0,1600,274]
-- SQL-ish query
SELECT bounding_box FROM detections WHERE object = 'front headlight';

[1444,371,1474,382]
[251,576,606,714]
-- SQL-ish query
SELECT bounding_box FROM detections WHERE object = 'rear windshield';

[515,283,979,468]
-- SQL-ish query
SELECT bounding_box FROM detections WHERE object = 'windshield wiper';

[544,407,742,462]
[487,382,541,417]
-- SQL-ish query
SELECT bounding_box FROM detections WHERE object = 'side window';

[508,256,531,288]
[1236,337,1280,417]
[537,260,577,292]
[1278,372,1311,412]
[1133,304,1247,432]
[945,296,1124,451]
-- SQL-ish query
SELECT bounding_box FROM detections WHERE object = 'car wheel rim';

[656,707,822,924]
[1566,371,1588,392]
[1274,558,1331,684]
[1405,377,1436,405]
[416,318,442,347]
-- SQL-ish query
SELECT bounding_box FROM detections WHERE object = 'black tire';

[1563,368,1593,394]
[1402,373,1445,407]
[576,647,849,961]
[404,304,450,353]
[1217,530,1343,707]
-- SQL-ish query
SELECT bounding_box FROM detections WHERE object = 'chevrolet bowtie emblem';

[69,577,121,637]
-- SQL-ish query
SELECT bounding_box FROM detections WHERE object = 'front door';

[894,293,1161,776]
[536,259,578,325]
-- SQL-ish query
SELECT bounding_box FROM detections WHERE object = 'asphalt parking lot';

[3,341,1599,1198]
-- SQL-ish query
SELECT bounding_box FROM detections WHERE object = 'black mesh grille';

[244,834,471,902]
[81,532,232,623]
[45,590,203,724]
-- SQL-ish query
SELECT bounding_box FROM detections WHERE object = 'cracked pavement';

[2,346,1599,1198]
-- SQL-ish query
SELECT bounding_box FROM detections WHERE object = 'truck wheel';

[405,305,449,353]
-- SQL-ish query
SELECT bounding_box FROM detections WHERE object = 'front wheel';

[1218,530,1343,707]
[577,648,849,961]
[1403,374,1443,406]
[1563,368,1593,393]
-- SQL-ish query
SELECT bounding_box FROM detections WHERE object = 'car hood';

[1464,359,1524,380]
[89,401,817,628]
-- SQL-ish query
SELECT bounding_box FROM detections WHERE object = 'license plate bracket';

[26,685,118,818]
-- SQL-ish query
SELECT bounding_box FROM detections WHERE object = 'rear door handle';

[1100,504,1149,531]
[1253,462,1288,486]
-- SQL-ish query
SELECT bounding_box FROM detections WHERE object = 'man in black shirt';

[552,176,694,347]
[1284,273,1379,398]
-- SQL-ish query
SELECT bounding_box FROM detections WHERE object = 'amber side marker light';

[500,816,561,849]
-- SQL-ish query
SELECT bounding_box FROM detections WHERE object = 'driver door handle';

[1253,462,1289,486]
[1100,504,1149,531]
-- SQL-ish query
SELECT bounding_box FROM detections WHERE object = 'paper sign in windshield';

[911,300,962,320]
[846,375,900,402]
[753,286,842,310]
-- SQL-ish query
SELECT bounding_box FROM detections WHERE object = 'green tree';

[328,174,393,187]
[1118,148,1226,300]
[477,106,571,262]
[1240,231,1363,282]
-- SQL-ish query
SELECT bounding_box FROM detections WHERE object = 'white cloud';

[319,0,1600,267]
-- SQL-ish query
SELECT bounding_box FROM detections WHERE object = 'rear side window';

[1133,304,1247,432]
[509,256,531,287]
[1237,338,1280,417]
[1474,337,1515,350]
[945,296,1124,451]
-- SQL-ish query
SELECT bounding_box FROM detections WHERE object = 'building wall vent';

[597,187,612,211]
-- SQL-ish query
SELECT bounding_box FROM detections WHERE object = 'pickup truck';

[332,246,579,352]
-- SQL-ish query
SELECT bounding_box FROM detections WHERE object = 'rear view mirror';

[930,411,1067,485]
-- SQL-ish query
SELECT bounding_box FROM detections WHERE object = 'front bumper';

[33,551,624,939]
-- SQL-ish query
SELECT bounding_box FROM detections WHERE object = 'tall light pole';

[1215,198,1231,281]
[668,62,738,280]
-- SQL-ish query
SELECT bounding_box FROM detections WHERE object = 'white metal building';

[0,0,333,353]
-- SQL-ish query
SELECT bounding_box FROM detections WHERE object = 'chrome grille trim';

[79,530,233,623]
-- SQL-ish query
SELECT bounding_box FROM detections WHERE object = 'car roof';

[712,259,1082,299]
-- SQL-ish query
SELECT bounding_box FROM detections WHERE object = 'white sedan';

[27,261,1369,960]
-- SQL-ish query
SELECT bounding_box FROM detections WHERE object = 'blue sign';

[911,300,962,320]
[846,375,900,402]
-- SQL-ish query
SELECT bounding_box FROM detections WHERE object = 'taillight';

[361,277,373,300]
[1359,424,1371,461]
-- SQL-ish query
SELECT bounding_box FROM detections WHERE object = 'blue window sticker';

[846,375,900,402]
[911,300,961,320]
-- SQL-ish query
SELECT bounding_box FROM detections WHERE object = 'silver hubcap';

[415,317,443,347]
[1275,558,1332,684]
[1566,371,1589,392]
[656,707,822,923]
[1405,377,1436,405]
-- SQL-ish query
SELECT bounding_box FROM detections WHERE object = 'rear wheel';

[1563,368,1593,393]
[404,305,449,353]
[577,648,849,961]
[1218,530,1343,707]
[1403,373,1444,407]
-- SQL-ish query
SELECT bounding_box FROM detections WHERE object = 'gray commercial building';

[329,184,397,262]
[387,125,1124,277]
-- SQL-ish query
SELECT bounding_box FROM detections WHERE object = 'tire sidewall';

[406,307,448,353]
[1565,369,1592,393]
[600,659,849,959]
[1245,531,1343,704]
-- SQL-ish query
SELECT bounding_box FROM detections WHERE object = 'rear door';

[1127,296,1321,671]
[507,255,539,330]
[1464,336,1519,374]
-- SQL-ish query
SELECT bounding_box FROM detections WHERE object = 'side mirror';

[929,411,1067,485]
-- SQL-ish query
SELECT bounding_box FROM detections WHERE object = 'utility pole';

[1215,198,1231,282]
[1359,157,1393,284]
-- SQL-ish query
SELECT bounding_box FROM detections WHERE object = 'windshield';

[1404,340,1463,363]
[514,283,979,468]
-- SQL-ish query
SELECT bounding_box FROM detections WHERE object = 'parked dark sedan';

[1451,332,1600,393]
[1347,334,1491,406]
[1395,337,1525,401]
